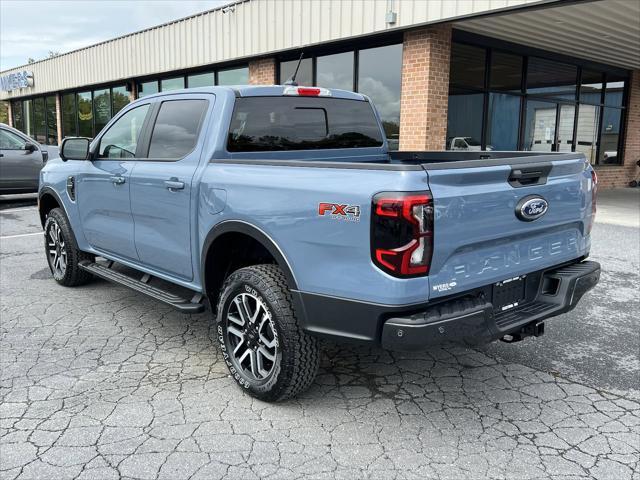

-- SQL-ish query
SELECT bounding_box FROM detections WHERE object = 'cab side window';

[147,100,207,159]
[98,104,150,159]
[0,130,27,150]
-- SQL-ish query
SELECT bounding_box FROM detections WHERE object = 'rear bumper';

[380,260,600,351]
[294,260,600,351]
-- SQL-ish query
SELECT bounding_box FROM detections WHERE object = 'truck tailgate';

[424,155,594,299]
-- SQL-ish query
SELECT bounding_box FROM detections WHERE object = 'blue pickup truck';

[38,85,600,401]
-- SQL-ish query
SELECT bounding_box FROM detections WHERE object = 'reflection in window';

[605,73,626,107]
[148,100,207,158]
[112,86,129,115]
[33,97,46,143]
[62,94,76,137]
[524,100,557,152]
[93,89,111,134]
[490,51,522,92]
[188,72,214,88]
[46,96,57,145]
[599,107,622,164]
[527,57,577,100]
[358,44,402,150]
[450,43,486,89]
[580,70,603,104]
[23,100,33,138]
[280,58,312,86]
[161,77,185,92]
[77,92,93,138]
[98,104,150,159]
[12,102,23,132]
[557,105,575,152]
[487,93,520,150]
[316,52,353,91]
[218,67,249,85]
[446,93,484,150]
[138,81,159,97]
[0,102,8,124]
[576,104,600,164]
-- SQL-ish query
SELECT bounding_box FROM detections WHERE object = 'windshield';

[227,96,384,152]
[464,137,482,146]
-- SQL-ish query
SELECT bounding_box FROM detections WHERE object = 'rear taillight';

[588,169,598,234]
[283,86,331,97]
[371,192,434,278]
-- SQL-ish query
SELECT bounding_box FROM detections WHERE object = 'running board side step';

[78,260,205,314]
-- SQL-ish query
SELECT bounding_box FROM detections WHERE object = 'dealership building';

[1,0,638,187]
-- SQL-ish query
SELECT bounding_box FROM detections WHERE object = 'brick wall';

[596,69,639,188]
[249,58,276,85]
[399,25,452,151]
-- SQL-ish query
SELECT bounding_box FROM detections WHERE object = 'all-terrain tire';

[44,208,94,287]
[216,264,320,402]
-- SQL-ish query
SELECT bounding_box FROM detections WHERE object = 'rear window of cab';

[227,96,384,152]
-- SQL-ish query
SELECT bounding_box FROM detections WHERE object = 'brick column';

[55,93,63,145]
[399,25,452,151]
[596,70,640,188]
[249,58,276,85]
[6,101,13,128]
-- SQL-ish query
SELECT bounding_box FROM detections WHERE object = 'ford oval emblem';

[516,195,548,222]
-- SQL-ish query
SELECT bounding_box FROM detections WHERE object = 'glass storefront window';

[446,93,484,150]
[486,93,520,150]
[576,104,600,164]
[524,100,557,152]
[450,43,486,90]
[358,44,402,149]
[490,51,522,92]
[218,67,249,85]
[112,86,129,114]
[138,81,159,97]
[316,52,353,91]
[33,98,46,143]
[580,70,603,104]
[93,89,111,134]
[280,58,312,86]
[23,100,33,138]
[527,57,577,101]
[46,96,57,145]
[599,107,622,164]
[12,102,23,131]
[605,73,626,107]
[62,94,76,137]
[557,104,575,152]
[161,77,185,91]
[188,72,214,88]
[0,101,8,124]
[77,92,93,138]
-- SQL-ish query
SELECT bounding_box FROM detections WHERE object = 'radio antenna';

[284,52,304,86]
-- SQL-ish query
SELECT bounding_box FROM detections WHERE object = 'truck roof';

[137,85,368,101]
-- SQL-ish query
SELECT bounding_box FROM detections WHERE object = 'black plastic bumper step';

[78,260,205,314]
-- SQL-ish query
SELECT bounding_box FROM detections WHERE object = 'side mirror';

[24,142,37,153]
[60,137,90,161]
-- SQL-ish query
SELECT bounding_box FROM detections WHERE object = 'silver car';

[0,123,57,195]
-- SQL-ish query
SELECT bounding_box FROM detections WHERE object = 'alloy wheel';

[225,292,278,381]
[47,221,67,277]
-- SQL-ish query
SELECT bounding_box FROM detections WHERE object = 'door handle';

[164,178,185,191]
[110,175,125,185]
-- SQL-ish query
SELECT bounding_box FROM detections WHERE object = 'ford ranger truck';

[38,85,600,401]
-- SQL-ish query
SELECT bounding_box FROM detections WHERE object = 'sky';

[0,0,228,71]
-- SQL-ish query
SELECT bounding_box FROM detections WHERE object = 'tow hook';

[500,321,545,343]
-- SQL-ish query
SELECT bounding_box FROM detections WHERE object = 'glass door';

[557,105,575,152]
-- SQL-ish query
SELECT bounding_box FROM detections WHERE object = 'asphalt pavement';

[0,189,638,480]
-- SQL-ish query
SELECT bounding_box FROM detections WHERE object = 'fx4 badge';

[318,203,361,222]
